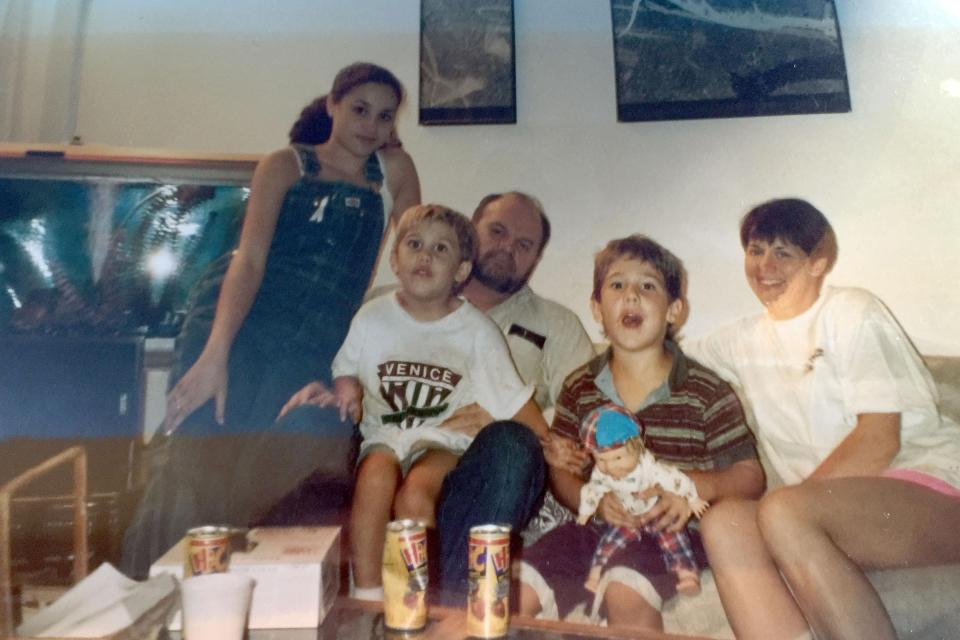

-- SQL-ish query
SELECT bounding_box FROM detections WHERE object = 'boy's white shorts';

[358,425,472,474]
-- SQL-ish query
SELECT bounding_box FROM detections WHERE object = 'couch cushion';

[871,563,960,639]
[662,564,960,639]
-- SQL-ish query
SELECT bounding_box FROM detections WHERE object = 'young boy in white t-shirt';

[327,204,550,600]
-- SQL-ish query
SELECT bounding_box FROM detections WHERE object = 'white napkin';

[16,563,177,638]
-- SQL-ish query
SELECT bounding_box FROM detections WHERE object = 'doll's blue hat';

[580,403,642,452]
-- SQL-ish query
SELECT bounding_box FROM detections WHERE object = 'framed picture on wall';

[419,0,516,125]
[610,0,851,122]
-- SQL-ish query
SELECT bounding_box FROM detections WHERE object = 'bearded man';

[434,192,595,603]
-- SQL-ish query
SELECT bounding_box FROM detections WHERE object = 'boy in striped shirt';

[518,235,763,632]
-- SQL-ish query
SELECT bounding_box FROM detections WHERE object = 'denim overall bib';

[172,144,386,434]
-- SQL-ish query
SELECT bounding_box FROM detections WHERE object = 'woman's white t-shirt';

[687,286,960,488]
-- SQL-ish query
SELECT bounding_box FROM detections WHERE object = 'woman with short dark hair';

[690,198,960,639]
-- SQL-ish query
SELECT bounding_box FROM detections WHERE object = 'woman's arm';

[382,146,421,224]
[687,458,766,504]
[808,412,900,480]
[357,146,421,297]
[164,149,298,432]
[203,150,295,356]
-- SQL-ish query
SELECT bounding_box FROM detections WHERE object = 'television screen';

[0,155,252,336]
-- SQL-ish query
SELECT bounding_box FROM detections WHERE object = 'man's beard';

[472,250,530,295]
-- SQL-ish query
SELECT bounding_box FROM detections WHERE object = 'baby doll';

[577,404,708,595]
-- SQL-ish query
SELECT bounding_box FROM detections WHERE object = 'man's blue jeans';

[434,421,546,605]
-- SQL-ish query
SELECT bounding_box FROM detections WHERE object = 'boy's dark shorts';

[519,520,707,618]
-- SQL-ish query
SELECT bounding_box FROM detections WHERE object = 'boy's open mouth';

[621,312,643,328]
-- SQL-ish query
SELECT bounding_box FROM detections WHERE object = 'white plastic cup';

[180,572,255,640]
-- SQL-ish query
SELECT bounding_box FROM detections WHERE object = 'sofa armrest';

[923,356,960,424]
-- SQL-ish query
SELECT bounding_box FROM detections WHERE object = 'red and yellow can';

[184,525,231,577]
[467,524,511,638]
[382,519,429,632]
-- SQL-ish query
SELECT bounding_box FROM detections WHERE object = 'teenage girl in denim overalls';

[121,63,421,577]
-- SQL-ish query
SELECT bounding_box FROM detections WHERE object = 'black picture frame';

[419,0,517,125]
[610,0,851,122]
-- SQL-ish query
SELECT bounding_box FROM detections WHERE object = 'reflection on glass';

[0,176,249,336]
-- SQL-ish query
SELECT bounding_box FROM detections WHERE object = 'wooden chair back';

[0,446,88,636]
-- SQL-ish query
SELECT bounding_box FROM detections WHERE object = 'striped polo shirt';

[553,341,757,472]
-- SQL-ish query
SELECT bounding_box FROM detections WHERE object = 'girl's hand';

[542,434,589,475]
[597,492,634,528]
[277,380,337,419]
[163,351,228,434]
[333,377,363,423]
[636,486,694,533]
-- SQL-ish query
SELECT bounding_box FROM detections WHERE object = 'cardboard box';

[149,526,341,630]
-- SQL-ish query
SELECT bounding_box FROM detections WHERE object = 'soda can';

[184,525,232,577]
[382,519,429,632]
[467,524,511,638]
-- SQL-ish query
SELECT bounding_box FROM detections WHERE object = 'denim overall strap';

[363,151,384,186]
[290,143,321,177]
[291,143,380,185]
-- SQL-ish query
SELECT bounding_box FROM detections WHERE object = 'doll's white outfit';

[579,449,705,593]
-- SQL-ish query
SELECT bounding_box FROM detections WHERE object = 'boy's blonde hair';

[393,204,478,264]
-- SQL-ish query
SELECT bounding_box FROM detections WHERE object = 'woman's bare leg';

[603,581,663,631]
[350,450,401,588]
[394,449,459,526]
[700,499,810,639]
[758,477,960,640]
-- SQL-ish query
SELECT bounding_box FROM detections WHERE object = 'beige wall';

[50,0,960,354]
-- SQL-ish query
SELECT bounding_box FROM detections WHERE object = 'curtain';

[0,0,91,143]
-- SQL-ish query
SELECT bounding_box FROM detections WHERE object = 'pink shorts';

[882,468,960,499]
